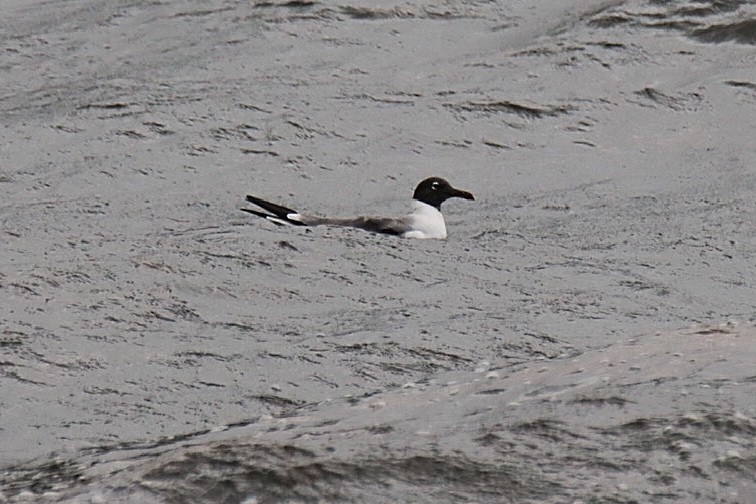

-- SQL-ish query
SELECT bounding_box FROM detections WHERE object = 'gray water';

[1,0,755,502]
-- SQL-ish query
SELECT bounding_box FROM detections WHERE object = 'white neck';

[402,201,447,239]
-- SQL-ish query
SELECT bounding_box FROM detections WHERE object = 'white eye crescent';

[431,181,439,190]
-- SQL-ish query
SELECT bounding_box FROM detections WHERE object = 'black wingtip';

[240,207,270,218]
[245,195,298,218]
[242,195,309,227]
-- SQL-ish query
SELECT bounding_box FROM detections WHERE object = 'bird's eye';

[431,181,439,190]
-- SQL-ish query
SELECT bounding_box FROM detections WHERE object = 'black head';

[412,177,475,210]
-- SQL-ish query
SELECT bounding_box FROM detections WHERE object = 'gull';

[241,177,474,239]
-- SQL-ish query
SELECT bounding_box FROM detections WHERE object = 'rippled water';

[2,0,755,502]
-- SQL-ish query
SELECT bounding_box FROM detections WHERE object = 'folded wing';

[307,216,411,236]
[242,195,411,236]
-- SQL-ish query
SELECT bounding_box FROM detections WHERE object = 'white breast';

[402,201,447,239]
